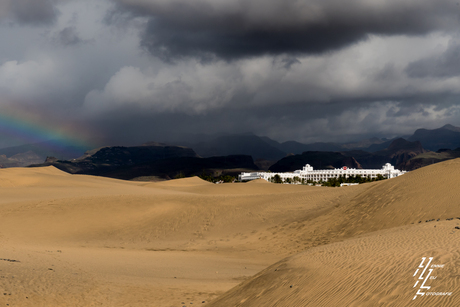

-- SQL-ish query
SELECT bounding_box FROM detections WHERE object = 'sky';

[1,0,460,149]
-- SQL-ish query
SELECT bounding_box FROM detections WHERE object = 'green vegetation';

[272,174,282,184]
[174,171,186,179]
[199,173,236,183]
[408,151,451,160]
[268,174,388,186]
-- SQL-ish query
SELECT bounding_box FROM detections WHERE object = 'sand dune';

[208,158,460,306]
[147,176,213,187]
[246,179,270,184]
[329,158,460,239]
[1,159,459,306]
[0,166,360,306]
[210,221,460,306]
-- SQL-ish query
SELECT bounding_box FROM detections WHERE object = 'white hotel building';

[239,163,406,182]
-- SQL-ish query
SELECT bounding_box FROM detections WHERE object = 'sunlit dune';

[146,176,213,187]
[245,178,270,184]
[209,158,460,306]
[210,222,460,307]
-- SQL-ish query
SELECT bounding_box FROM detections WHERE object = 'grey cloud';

[0,0,59,25]
[112,0,460,61]
[83,97,460,146]
[2,0,460,150]
[406,39,460,78]
[52,26,84,46]
[279,57,301,70]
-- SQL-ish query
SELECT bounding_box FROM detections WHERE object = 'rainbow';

[0,106,97,158]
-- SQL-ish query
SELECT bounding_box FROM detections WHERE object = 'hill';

[269,151,361,172]
[0,151,43,168]
[0,140,89,160]
[402,147,460,170]
[97,155,259,180]
[343,138,428,169]
[268,138,427,172]
[30,143,200,177]
[408,124,460,151]
[192,134,287,160]
[30,144,258,180]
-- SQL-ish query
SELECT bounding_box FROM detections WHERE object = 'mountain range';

[30,143,257,180]
[176,124,460,161]
[2,124,460,177]
[407,124,460,151]
[0,140,89,163]
[0,151,43,168]
[269,138,427,172]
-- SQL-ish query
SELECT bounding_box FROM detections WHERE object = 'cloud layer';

[113,0,460,60]
[0,0,60,24]
[1,0,460,148]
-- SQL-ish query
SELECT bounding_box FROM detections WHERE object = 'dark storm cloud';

[406,39,460,78]
[112,0,460,61]
[0,0,59,25]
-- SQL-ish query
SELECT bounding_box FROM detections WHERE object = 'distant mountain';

[0,155,23,168]
[165,132,234,148]
[340,137,389,150]
[0,151,43,168]
[182,134,395,160]
[98,155,258,180]
[401,148,460,170]
[408,124,460,151]
[269,152,362,172]
[276,138,393,155]
[342,138,428,170]
[31,144,199,174]
[30,144,258,180]
[278,141,344,154]
[269,138,427,173]
[15,124,460,170]
[344,138,428,170]
[253,158,278,171]
[0,141,89,161]
[362,140,394,152]
[192,135,287,160]
[259,136,283,149]
[74,143,197,164]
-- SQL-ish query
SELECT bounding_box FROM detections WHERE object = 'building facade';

[239,163,406,183]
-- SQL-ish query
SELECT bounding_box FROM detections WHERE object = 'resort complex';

[238,163,406,183]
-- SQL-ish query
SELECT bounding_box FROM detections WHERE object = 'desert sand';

[1,159,459,306]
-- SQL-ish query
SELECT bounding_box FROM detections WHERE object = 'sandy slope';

[209,158,460,306]
[210,221,460,307]
[1,160,459,306]
[0,166,362,306]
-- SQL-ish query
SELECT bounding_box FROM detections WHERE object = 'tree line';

[268,174,386,186]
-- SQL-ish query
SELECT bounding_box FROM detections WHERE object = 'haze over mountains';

[1,124,460,177]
